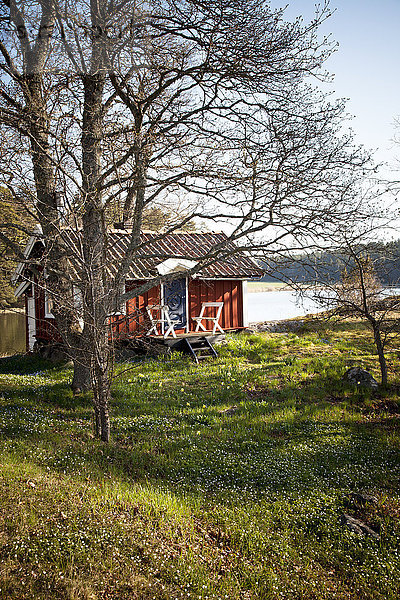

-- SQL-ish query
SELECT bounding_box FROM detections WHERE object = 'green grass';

[0,320,400,599]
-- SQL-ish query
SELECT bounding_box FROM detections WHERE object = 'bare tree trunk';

[23,52,92,396]
[91,328,111,441]
[353,248,388,386]
[93,405,101,438]
[81,18,111,440]
[71,361,91,393]
[373,325,388,385]
[93,359,111,442]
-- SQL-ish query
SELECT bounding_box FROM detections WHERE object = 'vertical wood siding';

[34,279,61,343]
[188,280,243,329]
[30,278,243,344]
[125,281,161,336]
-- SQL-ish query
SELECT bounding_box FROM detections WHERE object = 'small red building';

[13,228,263,351]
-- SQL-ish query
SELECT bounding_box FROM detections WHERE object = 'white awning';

[156,258,198,276]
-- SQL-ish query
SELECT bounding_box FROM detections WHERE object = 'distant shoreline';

[247,282,289,293]
[247,282,400,294]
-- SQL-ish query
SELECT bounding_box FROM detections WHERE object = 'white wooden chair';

[146,304,178,338]
[193,301,224,334]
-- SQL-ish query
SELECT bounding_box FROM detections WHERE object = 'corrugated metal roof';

[22,230,264,280]
[108,231,264,279]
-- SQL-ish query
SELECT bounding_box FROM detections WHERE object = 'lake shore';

[247,281,289,293]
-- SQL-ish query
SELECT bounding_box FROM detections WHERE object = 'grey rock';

[213,335,227,345]
[344,367,379,390]
[37,342,68,362]
[340,513,380,540]
[348,491,379,507]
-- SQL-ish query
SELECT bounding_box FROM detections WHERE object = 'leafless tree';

[303,241,400,385]
[0,0,374,441]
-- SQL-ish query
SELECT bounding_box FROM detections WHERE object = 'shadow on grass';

[0,354,94,410]
[0,353,61,375]
[0,382,93,410]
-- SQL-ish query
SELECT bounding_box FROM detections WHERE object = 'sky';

[270,0,400,174]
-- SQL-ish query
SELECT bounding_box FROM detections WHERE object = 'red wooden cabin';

[13,228,263,351]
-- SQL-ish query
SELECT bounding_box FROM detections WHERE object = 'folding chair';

[193,301,224,334]
[146,304,178,338]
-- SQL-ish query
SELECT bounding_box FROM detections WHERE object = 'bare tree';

[0,0,374,441]
[337,251,390,384]
[303,242,400,385]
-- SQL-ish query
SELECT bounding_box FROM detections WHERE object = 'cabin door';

[163,278,187,331]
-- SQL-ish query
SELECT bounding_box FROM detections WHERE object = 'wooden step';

[182,337,218,363]
[192,346,212,352]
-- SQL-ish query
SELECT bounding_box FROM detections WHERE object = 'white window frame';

[43,268,55,318]
[242,280,249,327]
[27,288,37,351]
[44,290,55,318]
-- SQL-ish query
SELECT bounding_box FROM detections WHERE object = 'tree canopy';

[0,0,374,440]
[0,187,33,308]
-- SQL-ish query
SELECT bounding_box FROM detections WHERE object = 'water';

[248,290,322,323]
[0,311,26,355]
[247,287,400,323]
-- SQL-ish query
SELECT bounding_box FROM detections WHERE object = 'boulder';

[345,491,379,508]
[340,513,380,540]
[344,367,379,390]
[37,342,68,362]
[240,328,258,335]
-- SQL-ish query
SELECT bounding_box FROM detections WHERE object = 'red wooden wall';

[188,279,243,330]
[123,280,161,336]
[30,278,243,344]
[114,278,243,337]
[34,279,61,343]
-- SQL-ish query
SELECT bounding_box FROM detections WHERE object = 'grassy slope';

[0,320,399,600]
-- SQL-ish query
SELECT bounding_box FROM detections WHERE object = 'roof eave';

[11,224,43,285]
[14,280,31,298]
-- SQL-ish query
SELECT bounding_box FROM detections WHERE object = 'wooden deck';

[147,332,225,350]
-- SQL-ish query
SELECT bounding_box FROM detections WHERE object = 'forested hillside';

[262,241,400,286]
